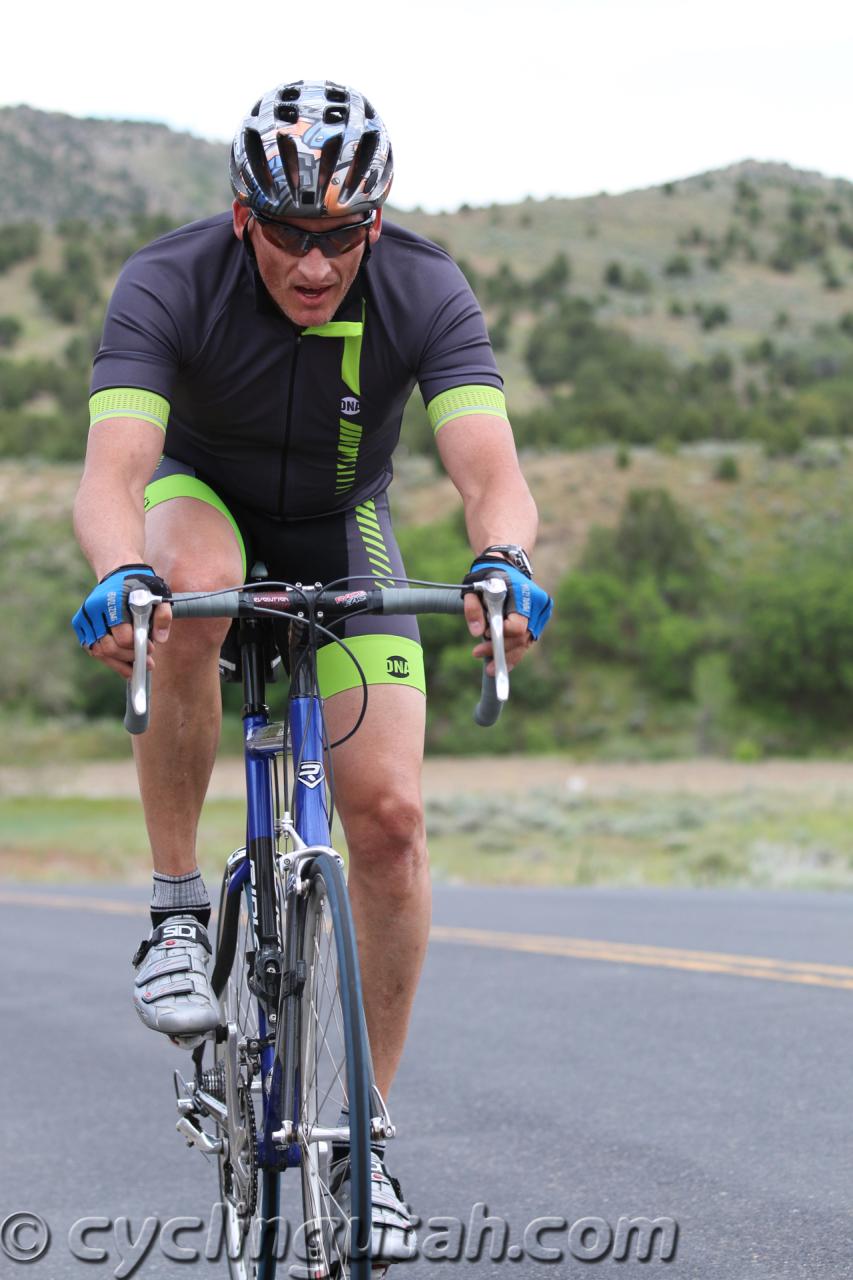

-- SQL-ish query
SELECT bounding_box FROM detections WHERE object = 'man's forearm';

[462,477,539,560]
[435,414,539,562]
[73,473,149,580]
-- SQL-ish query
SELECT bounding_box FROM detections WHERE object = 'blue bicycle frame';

[225,614,334,1270]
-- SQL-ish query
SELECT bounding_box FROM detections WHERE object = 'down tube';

[289,695,332,846]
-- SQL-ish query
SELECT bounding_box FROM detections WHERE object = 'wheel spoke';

[214,870,280,1279]
[297,861,372,1279]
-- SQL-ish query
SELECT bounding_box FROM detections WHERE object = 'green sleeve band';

[426,384,508,435]
[89,388,170,433]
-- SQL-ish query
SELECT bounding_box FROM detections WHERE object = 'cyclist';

[72,78,552,1260]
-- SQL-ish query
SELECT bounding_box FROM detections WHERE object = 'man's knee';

[345,787,427,885]
[159,560,239,656]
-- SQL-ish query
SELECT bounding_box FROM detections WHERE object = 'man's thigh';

[323,684,426,828]
[143,463,246,583]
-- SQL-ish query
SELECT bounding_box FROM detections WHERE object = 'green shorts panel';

[317,634,425,699]
[144,473,247,579]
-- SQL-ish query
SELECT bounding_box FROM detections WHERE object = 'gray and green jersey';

[90,213,508,520]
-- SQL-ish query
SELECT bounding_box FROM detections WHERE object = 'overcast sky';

[3,0,852,211]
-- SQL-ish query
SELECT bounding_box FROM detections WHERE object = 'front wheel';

[215,857,281,1280]
[296,852,373,1279]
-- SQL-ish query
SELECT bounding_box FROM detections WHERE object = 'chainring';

[221,1082,258,1222]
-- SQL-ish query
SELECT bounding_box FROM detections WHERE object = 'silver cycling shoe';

[132,915,220,1046]
[334,1151,418,1267]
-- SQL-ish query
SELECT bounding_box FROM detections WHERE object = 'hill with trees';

[5,105,853,760]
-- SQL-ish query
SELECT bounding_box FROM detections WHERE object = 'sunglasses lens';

[326,224,368,255]
[257,213,373,257]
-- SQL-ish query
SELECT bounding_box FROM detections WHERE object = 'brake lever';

[477,576,510,702]
[125,587,161,733]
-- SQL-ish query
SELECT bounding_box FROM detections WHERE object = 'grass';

[5,786,853,891]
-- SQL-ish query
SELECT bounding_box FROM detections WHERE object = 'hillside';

[397,159,853,375]
[0,106,229,223]
[2,106,853,385]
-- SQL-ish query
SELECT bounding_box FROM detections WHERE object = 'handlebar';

[123,579,511,735]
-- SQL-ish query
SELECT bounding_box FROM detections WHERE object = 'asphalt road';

[1,884,852,1279]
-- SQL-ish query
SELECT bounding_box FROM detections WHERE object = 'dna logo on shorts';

[297,761,325,789]
[386,655,410,679]
[340,396,360,416]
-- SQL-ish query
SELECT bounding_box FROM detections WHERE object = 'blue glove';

[462,556,553,640]
[72,564,170,647]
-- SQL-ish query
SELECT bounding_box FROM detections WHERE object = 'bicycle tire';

[215,859,281,1280]
[295,851,373,1279]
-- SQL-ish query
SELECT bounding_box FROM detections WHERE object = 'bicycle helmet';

[230,79,393,219]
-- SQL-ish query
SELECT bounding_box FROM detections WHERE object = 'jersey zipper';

[277,333,301,517]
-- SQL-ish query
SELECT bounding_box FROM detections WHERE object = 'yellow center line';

[1,889,849,991]
[428,926,853,991]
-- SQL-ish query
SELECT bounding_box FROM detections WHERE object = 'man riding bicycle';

[72,78,551,1262]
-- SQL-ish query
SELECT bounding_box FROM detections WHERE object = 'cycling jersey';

[90,213,507,520]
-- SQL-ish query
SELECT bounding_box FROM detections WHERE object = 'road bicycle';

[123,569,511,1280]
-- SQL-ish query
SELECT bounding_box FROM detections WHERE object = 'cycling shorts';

[144,456,424,699]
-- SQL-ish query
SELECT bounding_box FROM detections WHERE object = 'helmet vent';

[276,133,301,202]
[362,97,376,120]
[274,103,300,124]
[250,99,262,118]
[343,131,378,199]
[325,84,348,103]
[244,129,275,198]
[323,105,349,125]
[279,84,302,101]
[317,134,344,205]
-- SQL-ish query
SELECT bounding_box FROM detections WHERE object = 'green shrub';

[0,316,22,349]
[604,261,624,287]
[0,222,41,273]
[714,454,740,482]
[584,487,709,610]
[488,311,512,352]
[731,562,853,716]
[32,243,101,323]
[637,609,705,698]
[664,254,691,277]
[695,302,730,331]
[530,252,570,299]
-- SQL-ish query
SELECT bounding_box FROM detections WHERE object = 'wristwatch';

[478,544,534,578]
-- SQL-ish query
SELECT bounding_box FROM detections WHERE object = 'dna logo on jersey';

[340,397,360,416]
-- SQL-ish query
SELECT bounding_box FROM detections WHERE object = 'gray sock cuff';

[151,870,210,912]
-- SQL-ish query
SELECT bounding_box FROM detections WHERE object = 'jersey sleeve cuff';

[426,384,508,435]
[89,388,171,433]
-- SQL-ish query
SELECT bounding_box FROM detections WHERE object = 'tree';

[0,316,22,349]
[0,221,41,273]
[530,252,571,300]
[664,254,692,277]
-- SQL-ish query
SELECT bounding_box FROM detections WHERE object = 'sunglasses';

[254,211,375,258]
